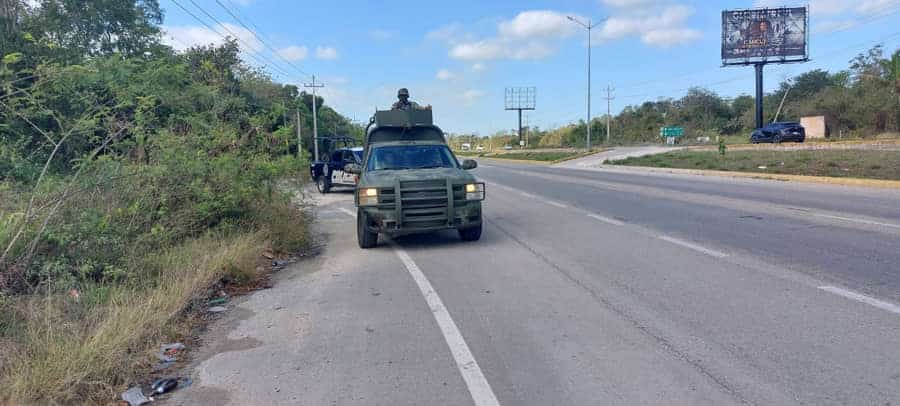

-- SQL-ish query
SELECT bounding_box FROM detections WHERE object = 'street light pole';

[568,16,605,151]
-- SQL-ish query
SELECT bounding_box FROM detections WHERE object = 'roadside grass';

[0,232,264,404]
[488,151,581,161]
[610,150,900,180]
[469,149,606,163]
[0,187,311,404]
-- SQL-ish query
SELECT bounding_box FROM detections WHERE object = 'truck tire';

[458,224,482,241]
[316,172,331,194]
[357,208,378,248]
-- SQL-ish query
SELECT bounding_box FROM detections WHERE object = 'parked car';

[750,122,806,144]
[503,145,513,150]
[310,136,363,193]
[475,145,485,152]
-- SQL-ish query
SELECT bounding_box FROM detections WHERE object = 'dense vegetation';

[0,1,356,402]
[470,45,900,148]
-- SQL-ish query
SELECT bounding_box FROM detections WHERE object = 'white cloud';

[162,23,262,52]
[461,89,485,105]
[436,69,456,80]
[470,62,486,72]
[425,22,470,44]
[444,5,700,62]
[497,10,578,40]
[277,45,307,61]
[369,29,394,40]
[640,28,702,47]
[315,46,339,60]
[753,0,900,16]
[450,40,506,60]
[814,20,859,34]
[601,0,665,7]
[593,4,702,47]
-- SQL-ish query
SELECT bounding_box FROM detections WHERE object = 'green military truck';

[343,110,484,248]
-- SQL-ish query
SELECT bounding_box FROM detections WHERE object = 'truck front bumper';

[361,201,482,236]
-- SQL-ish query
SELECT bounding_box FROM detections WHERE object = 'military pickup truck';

[344,110,484,248]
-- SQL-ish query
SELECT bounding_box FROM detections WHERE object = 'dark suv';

[750,122,805,144]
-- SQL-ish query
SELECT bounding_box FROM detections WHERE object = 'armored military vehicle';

[344,109,484,248]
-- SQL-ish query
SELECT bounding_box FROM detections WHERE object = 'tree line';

[469,45,899,148]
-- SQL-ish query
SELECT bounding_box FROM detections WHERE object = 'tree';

[849,45,886,82]
[29,0,163,62]
[882,49,900,104]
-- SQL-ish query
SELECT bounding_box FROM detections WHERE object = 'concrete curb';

[478,157,552,166]
[605,165,900,189]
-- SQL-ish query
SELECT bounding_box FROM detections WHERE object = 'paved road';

[555,146,683,168]
[169,162,900,406]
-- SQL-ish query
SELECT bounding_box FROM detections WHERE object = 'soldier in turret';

[391,88,431,111]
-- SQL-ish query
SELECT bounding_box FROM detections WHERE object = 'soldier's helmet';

[397,88,410,98]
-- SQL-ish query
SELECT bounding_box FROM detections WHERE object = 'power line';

[169,0,294,79]
[212,0,312,80]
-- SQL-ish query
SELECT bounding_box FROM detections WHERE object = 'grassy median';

[458,149,603,163]
[609,150,900,180]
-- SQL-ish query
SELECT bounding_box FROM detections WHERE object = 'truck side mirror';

[344,163,362,174]
[461,159,477,170]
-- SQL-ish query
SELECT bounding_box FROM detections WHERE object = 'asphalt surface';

[168,161,900,406]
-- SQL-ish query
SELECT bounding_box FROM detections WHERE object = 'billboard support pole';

[754,63,764,129]
[518,109,523,148]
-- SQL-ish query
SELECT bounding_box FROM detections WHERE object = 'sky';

[159,0,900,134]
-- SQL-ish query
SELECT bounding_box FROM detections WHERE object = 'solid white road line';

[394,249,502,406]
[338,207,356,218]
[519,191,537,199]
[587,213,625,226]
[811,213,900,230]
[819,286,900,316]
[657,235,728,258]
[546,200,568,209]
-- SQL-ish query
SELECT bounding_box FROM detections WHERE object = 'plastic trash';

[121,386,151,406]
[207,297,228,306]
[208,306,227,313]
[156,343,185,362]
[151,378,179,395]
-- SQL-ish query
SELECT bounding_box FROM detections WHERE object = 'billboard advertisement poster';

[722,7,808,65]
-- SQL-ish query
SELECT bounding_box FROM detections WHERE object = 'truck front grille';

[399,179,448,228]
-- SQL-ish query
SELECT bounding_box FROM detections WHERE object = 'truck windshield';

[367,145,458,171]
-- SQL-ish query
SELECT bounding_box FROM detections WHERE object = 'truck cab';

[345,110,484,248]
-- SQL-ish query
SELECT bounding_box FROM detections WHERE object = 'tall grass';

[0,232,267,404]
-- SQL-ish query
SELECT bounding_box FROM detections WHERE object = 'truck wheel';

[458,224,482,242]
[316,173,331,194]
[357,209,378,248]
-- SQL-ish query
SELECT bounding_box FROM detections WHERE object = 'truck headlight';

[465,183,485,201]
[359,188,378,206]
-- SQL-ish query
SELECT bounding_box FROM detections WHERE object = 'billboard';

[722,7,808,65]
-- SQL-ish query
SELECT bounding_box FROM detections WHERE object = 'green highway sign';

[660,127,684,137]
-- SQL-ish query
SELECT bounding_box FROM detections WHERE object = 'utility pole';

[567,15,605,151]
[296,109,302,158]
[604,85,614,143]
[304,75,324,162]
